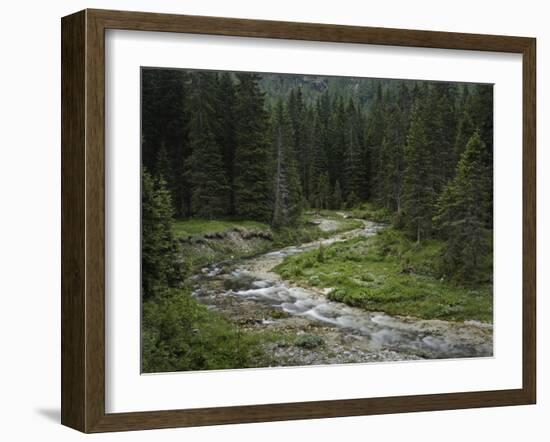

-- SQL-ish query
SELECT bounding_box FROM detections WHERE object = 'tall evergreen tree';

[233,73,272,221]
[308,96,331,206]
[141,68,191,217]
[365,83,386,202]
[313,172,331,210]
[215,72,238,214]
[330,180,343,210]
[271,100,303,227]
[342,98,367,202]
[141,167,182,299]
[328,97,346,191]
[453,85,494,225]
[434,131,491,282]
[287,87,310,200]
[402,101,436,242]
[378,93,406,213]
[186,72,229,218]
[155,142,172,182]
[430,83,458,189]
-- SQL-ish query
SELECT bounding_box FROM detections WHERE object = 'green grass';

[274,228,493,323]
[347,202,393,223]
[174,212,361,240]
[173,218,268,238]
[175,211,363,271]
[271,213,362,247]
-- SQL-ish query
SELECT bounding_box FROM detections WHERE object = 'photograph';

[140,67,494,374]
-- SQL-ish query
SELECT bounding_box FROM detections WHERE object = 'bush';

[295,334,325,349]
[316,243,325,263]
[142,289,255,373]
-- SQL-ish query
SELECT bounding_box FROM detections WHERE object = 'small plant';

[295,334,325,349]
[270,309,290,319]
[316,243,325,263]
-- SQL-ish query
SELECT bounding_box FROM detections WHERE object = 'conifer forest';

[141,68,494,373]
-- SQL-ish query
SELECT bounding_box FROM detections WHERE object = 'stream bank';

[192,218,493,367]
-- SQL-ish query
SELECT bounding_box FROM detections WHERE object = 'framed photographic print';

[61,9,536,433]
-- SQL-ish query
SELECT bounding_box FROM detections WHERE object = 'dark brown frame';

[61,8,536,433]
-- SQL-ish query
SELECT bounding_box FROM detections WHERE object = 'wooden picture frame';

[61,8,536,433]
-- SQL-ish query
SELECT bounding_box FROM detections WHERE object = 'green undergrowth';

[274,228,493,323]
[142,289,294,373]
[173,218,268,238]
[271,213,362,247]
[174,212,362,271]
[142,289,328,373]
[347,202,393,224]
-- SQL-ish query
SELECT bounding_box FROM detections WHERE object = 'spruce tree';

[287,87,310,199]
[314,172,330,209]
[308,98,330,206]
[215,72,238,214]
[155,142,172,182]
[453,85,494,226]
[271,100,303,227]
[329,97,346,190]
[330,180,343,210]
[402,101,436,242]
[434,131,491,283]
[365,83,385,202]
[141,167,182,300]
[342,99,367,202]
[141,69,191,217]
[186,72,229,218]
[379,95,406,212]
[427,83,458,191]
[233,73,272,221]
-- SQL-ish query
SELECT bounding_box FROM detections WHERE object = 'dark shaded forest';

[141,68,493,371]
[142,68,493,288]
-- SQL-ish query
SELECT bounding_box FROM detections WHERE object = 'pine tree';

[453,85,494,226]
[308,98,330,206]
[287,87,310,199]
[303,106,317,204]
[141,167,182,300]
[313,172,331,209]
[155,142,172,182]
[215,72,238,214]
[271,100,303,227]
[186,72,229,218]
[141,68,191,217]
[365,83,385,202]
[402,101,436,242]
[330,180,343,210]
[427,84,458,191]
[434,131,491,283]
[328,97,346,190]
[233,73,272,221]
[342,99,367,202]
[379,93,406,212]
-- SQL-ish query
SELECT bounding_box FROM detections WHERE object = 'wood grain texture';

[61,10,86,432]
[60,8,537,433]
[89,8,532,53]
[522,38,536,403]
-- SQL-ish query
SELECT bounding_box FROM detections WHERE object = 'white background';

[0,0,547,440]
[106,30,522,413]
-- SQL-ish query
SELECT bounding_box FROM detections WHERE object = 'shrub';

[295,334,325,349]
[142,289,255,373]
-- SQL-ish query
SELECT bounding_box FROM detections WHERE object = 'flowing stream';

[192,219,493,366]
